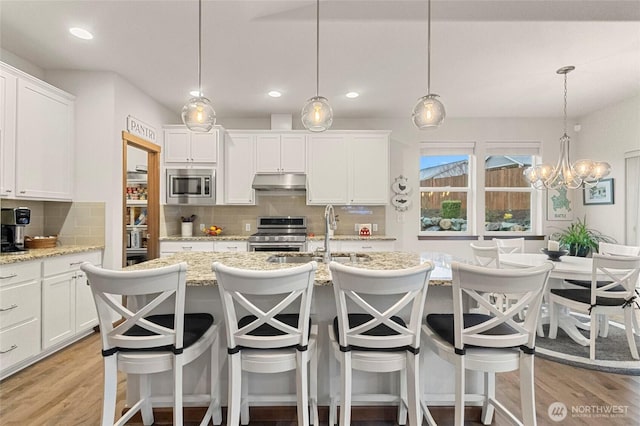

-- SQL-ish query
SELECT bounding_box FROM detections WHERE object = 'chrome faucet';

[323,204,337,263]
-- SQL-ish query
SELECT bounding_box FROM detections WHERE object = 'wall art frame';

[583,178,614,205]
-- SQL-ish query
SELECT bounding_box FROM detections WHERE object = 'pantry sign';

[127,115,157,143]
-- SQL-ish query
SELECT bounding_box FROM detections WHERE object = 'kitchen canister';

[181,222,193,237]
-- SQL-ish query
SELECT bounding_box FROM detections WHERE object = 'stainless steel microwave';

[166,168,215,205]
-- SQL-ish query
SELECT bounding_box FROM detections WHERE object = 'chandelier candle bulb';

[548,240,560,251]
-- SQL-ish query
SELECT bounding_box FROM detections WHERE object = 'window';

[484,154,533,233]
[420,142,541,236]
[420,143,475,234]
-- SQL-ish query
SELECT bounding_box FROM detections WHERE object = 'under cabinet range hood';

[251,173,307,191]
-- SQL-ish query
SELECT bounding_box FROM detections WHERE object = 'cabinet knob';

[6,189,11,193]
[19,190,26,194]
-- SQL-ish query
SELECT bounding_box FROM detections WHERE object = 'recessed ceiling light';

[268,91,282,98]
[346,92,359,99]
[69,27,94,40]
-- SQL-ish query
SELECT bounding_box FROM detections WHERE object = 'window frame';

[419,141,542,238]
[419,142,476,236]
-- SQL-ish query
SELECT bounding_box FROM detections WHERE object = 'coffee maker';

[1,207,31,253]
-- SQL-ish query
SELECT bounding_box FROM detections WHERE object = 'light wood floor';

[1,331,639,425]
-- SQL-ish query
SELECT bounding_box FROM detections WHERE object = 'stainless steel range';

[247,216,307,252]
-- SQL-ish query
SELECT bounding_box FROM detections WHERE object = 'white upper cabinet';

[1,63,75,201]
[307,134,349,204]
[307,131,390,205]
[255,133,306,173]
[223,131,255,204]
[0,68,17,198]
[350,133,389,204]
[164,125,218,164]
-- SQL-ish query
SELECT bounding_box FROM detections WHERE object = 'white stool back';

[213,261,318,426]
[493,237,525,254]
[82,262,221,426]
[329,261,434,426]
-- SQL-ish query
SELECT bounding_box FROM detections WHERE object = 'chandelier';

[524,66,610,190]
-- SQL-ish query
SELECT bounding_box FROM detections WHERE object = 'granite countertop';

[308,235,396,241]
[160,235,249,241]
[126,251,451,286]
[0,245,104,265]
[161,235,396,241]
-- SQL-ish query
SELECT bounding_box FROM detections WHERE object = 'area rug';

[536,314,640,375]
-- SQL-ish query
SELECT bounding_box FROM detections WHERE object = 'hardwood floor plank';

[1,332,638,425]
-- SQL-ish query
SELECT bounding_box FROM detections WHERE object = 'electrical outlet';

[372,224,378,232]
[245,223,251,232]
[199,223,205,232]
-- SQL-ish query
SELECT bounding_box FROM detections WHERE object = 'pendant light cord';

[426,0,432,94]
[563,71,568,136]
[316,0,320,97]
[198,0,203,96]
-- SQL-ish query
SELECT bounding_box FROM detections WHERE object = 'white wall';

[573,94,640,244]
[44,70,177,269]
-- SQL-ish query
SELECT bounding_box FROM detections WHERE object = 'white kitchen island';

[125,251,481,413]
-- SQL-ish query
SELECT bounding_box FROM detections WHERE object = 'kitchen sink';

[266,253,371,264]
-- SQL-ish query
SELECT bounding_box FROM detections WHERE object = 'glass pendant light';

[182,0,215,132]
[301,0,333,132]
[412,0,445,129]
[524,66,611,190]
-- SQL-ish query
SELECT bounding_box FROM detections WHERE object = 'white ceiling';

[1,0,639,120]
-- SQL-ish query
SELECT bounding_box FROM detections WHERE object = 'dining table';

[499,252,597,345]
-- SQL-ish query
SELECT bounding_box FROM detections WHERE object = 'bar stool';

[328,261,435,426]
[422,261,552,426]
[81,262,221,426]
[213,261,318,426]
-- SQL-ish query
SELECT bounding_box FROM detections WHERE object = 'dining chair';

[328,261,435,426]
[81,262,221,426]
[213,261,318,426]
[422,261,553,426]
[469,243,519,316]
[563,243,640,337]
[493,237,525,254]
[549,254,640,360]
[470,243,500,268]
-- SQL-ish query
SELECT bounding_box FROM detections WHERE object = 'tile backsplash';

[1,199,105,246]
[161,195,385,237]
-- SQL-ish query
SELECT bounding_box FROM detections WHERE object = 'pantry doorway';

[122,131,160,267]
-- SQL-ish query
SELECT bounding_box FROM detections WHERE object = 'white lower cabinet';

[338,240,395,252]
[42,251,102,350]
[160,240,215,257]
[214,241,247,252]
[0,261,41,376]
[160,240,247,257]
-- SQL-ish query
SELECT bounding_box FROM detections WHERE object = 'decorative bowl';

[541,248,569,261]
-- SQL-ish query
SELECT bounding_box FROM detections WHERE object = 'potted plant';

[552,216,615,257]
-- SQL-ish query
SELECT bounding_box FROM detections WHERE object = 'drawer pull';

[0,344,18,354]
[0,274,18,280]
[182,246,193,251]
[0,304,18,312]
[69,261,84,266]
[362,246,373,249]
